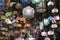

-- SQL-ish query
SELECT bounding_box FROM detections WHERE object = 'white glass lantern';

[47,1,54,6]
[29,38,35,40]
[39,22,43,30]
[51,24,58,28]
[44,37,50,40]
[41,32,47,36]
[52,8,58,13]
[47,31,54,35]
[53,15,60,20]
[22,6,35,19]
[15,38,24,40]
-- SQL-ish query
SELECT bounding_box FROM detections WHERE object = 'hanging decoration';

[22,6,35,19]
[31,0,42,4]
[47,31,54,35]
[52,8,59,13]
[43,18,50,26]
[51,24,58,28]
[47,0,54,6]
[5,12,12,17]
[21,0,30,3]
[44,37,50,40]
[41,31,47,36]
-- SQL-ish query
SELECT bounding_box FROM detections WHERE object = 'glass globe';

[53,15,60,20]
[52,8,59,13]
[39,22,44,30]
[41,32,47,36]
[48,16,53,20]
[29,38,35,40]
[47,31,54,35]
[22,6,35,19]
[31,0,42,4]
[22,0,30,3]
[43,18,50,26]
[51,24,58,28]
[5,12,12,17]
[44,37,50,40]
[47,1,54,6]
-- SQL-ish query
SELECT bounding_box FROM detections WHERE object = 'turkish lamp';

[44,37,50,40]
[52,8,58,13]
[31,0,42,4]
[47,0,54,6]
[47,31,54,35]
[23,6,35,19]
[41,31,47,36]
[51,24,58,28]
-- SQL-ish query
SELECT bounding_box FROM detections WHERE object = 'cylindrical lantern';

[52,8,58,13]
[22,6,35,19]
[31,0,42,4]
[47,1,54,6]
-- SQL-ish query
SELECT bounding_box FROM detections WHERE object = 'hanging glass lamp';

[22,6,35,19]
[31,0,42,4]
[47,0,54,6]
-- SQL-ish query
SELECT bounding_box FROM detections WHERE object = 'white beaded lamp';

[51,24,58,28]
[47,31,54,35]
[41,32,47,36]
[47,0,54,6]
[52,8,58,13]
[22,6,35,19]
[44,37,50,40]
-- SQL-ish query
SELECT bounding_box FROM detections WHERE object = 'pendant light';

[47,0,54,6]
[22,6,35,19]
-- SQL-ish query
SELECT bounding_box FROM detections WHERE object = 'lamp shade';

[52,8,58,13]
[51,24,58,28]
[22,0,30,3]
[22,6,35,19]
[48,16,53,20]
[41,32,47,36]
[31,0,42,4]
[43,18,50,26]
[5,12,12,17]
[44,37,50,40]
[47,1,54,6]
[47,31,54,35]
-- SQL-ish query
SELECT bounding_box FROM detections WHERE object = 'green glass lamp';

[31,0,42,4]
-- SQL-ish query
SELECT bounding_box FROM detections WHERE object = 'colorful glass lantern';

[22,0,30,3]
[5,12,12,17]
[43,18,50,26]
[22,6,35,19]
[53,15,60,20]
[41,32,47,36]
[47,31,54,35]
[48,16,53,20]
[31,0,42,4]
